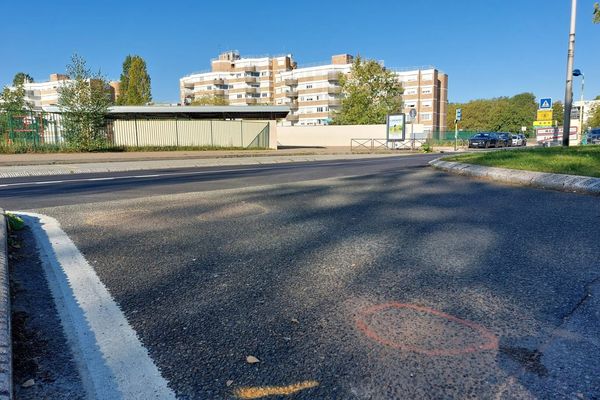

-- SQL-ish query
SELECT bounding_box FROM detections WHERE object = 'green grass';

[0,142,269,154]
[445,146,600,177]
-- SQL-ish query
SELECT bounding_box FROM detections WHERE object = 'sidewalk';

[0,151,418,179]
[0,147,385,167]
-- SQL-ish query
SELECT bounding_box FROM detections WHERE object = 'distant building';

[181,51,448,133]
[179,51,295,106]
[573,99,600,128]
[5,74,120,108]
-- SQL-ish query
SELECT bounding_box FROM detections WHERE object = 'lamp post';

[573,69,584,142]
[562,0,578,146]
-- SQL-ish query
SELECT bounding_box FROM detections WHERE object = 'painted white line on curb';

[19,212,176,400]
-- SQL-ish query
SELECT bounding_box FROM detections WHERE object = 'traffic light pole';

[562,0,577,147]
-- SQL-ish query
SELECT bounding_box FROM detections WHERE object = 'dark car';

[468,133,499,148]
[497,133,512,147]
[587,128,600,144]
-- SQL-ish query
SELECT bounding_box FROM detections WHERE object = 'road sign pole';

[563,0,577,147]
[454,121,458,151]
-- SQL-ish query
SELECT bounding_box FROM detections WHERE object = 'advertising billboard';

[386,114,406,141]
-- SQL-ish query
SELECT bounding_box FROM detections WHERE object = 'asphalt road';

[0,155,439,209]
[4,154,600,399]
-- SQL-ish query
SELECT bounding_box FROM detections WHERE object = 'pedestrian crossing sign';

[539,98,552,110]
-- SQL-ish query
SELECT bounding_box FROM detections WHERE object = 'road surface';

[2,154,599,399]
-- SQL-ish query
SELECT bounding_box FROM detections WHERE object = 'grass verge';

[444,146,600,178]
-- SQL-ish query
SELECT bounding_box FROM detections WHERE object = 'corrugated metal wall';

[111,119,269,148]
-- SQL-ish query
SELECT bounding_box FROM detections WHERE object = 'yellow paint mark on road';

[234,380,319,399]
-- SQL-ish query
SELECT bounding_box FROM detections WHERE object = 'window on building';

[317,107,324,112]
[421,101,432,107]
[422,88,432,95]
[421,113,432,120]
[421,74,433,81]
[237,94,242,99]
[306,84,313,89]
[262,93,268,97]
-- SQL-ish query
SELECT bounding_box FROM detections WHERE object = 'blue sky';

[1,0,598,104]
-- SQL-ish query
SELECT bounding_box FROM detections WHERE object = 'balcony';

[327,86,342,94]
[286,90,298,98]
[328,99,342,107]
[289,101,298,111]
[207,89,225,96]
[212,78,224,85]
[327,71,341,81]
[286,113,299,122]
[245,87,258,94]
[245,76,257,84]
[284,78,298,86]
[245,98,258,104]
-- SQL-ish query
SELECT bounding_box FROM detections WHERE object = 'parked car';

[468,133,499,148]
[587,128,600,144]
[497,133,512,147]
[511,134,527,147]
[518,134,527,146]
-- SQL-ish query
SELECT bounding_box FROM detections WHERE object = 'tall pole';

[562,0,577,146]
[579,74,584,142]
[454,121,458,151]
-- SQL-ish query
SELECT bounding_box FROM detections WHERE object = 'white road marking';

[20,212,176,400]
[0,155,431,189]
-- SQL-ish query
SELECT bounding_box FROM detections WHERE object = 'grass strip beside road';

[445,146,600,178]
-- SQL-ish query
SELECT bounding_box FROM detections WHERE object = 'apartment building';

[7,74,120,108]
[181,52,448,132]
[395,68,448,133]
[275,54,352,126]
[179,51,295,106]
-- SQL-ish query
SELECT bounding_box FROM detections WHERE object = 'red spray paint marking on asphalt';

[355,302,499,356]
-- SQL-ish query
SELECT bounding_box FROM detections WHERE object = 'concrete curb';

[0,210,12,400]
[429,158,600,196]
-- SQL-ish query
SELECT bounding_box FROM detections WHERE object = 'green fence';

[0,112,43,145]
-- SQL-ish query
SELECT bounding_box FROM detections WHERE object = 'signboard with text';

[386,114,406,141]
[537,110,553,121]
[533,120,554,127]
[536,127,577,144]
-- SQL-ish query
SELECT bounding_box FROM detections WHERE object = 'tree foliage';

[58,54,112,150]
[12,72,33,86]
[117,55,151,105]
[594,2,599,23]
[331,57,403,125]
[191,96,229,106]
[447,93,537,134]
[0,84,32,113]
[552,101,564,127]
[588,103,600,128]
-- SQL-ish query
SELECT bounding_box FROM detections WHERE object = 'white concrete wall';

[277,124,426,147]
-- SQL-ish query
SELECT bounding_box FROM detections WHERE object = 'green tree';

[331,57,403,125]
[588,104,600,128]
[12,72,34,86]
[594,2,599,23]
[594,95,600,100]
[58,54,112,150]
[446,93,536,133]
[552,101,564,126]
[117,55,151,105]
[0,84,32,113]
[191,96,229,106]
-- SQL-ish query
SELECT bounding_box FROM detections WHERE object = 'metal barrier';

[350,138,427,152]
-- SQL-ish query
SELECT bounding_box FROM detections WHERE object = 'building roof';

[41,105,290,120]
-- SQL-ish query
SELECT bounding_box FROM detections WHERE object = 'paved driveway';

[32,167,600,399]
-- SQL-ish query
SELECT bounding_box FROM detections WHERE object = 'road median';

[430,158,600,196]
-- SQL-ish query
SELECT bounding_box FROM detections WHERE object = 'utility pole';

[562,0,577,146]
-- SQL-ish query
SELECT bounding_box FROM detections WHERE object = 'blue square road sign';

[539,98,552,110]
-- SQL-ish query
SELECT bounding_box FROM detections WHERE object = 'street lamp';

[562,0,578,146]
[573,69,584,142]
